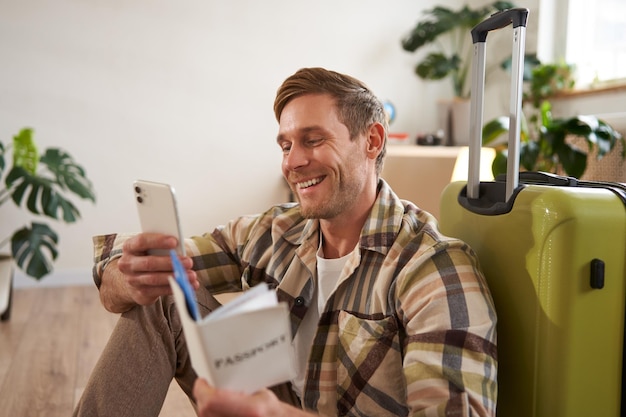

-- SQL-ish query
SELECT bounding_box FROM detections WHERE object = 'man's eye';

[306,138,323,146]
[280,144,291,153]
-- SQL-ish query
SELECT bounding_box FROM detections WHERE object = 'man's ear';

[365,122,385,160]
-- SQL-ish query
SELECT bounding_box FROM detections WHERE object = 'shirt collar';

[281,179,406,256]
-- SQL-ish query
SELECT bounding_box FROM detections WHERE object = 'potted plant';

[401,1,515,145]
[0,128,96,320]
[482,60,625,178]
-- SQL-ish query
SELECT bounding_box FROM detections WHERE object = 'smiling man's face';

[276,93,372,220]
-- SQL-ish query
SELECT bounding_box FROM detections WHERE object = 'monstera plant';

[401,1,515,99]
[0,128,96,280]
[401,1,516,145]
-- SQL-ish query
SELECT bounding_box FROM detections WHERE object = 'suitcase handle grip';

[471,8,529,43]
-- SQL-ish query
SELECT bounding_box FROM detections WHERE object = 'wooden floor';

[0,286,197,417]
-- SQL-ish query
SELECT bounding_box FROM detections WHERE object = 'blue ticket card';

[170,249,200,321]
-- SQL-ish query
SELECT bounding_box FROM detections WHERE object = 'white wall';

[0,0,547,287]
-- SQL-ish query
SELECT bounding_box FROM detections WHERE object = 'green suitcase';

[440,179,626,417]
[438,9,626,417]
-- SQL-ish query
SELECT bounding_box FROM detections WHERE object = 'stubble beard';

[295,176,361,220]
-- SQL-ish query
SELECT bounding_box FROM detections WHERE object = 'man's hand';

[193,378,315,417]
[99,233,199,313]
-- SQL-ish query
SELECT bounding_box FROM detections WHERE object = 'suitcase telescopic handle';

[467,8,529,202]
[471,8,530,43]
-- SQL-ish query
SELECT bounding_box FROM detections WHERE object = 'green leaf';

[493,0,516,9]
[555,115,623,161]
[492,150,508,177]
[12,128,39,175]
[0,141,6,178]
[457,2,516,28]
[540,128,564,164]
[40,148,96,202]
[593,121,622,157]
[416,52,459,80]
[557,145,588,178]
[5,166,81,222]
[501,53,542,81]
[401,6,456,52]
[540,101,553,127]
[520,140,541,171]
[402,1,514,98]
[562,116,594,136]
[11,222,59,280]
[482,117,510,145]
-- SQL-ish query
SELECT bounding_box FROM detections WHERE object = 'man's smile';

[296,176,324,189]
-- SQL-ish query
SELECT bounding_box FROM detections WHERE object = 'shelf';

[382,146,462,219]
[385,145,463,158]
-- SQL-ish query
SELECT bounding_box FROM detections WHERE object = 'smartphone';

[133,180,186,256]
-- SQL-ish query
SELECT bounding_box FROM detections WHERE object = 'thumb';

[193,377,214,401]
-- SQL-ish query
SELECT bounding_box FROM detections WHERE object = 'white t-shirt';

[290,242,355,399]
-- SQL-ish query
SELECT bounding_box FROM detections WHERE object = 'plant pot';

[0,254,14,321]
[450,98,471,146]
[437,100,453,145]
[437,98,471,146]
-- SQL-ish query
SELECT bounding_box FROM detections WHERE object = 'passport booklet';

[168,250,296,393]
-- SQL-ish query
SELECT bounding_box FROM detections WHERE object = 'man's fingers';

[119,252,193,276]
[125,271,174,287]
[123,233,179,254]
[193,378,212,397]
[116,233,197,306]
[193,378,217,414]
[126,281,172,305]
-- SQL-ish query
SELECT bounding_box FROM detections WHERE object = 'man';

[74,67,497,417]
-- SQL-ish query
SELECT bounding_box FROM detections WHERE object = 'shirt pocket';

[336,311,408,416]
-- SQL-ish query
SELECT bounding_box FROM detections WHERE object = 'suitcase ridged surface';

[440,181,626,417]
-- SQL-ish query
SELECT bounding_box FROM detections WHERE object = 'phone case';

[133,180,186,256]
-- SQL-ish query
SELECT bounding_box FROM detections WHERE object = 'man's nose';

[284,143,309,170]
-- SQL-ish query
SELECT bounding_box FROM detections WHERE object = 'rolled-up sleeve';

[91,233,132,288]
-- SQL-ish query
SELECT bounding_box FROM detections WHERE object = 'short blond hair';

[274,67,387,174]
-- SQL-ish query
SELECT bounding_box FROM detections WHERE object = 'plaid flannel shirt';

[92,179,497,416]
